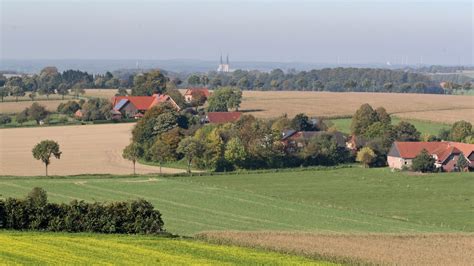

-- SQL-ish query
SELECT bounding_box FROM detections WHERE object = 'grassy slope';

[175,168,474,232]
[0,168,470,235]
[329,117,450,136]
[0,232,325,265]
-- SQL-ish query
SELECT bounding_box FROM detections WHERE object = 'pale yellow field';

[0,100,70,114]
[199,231,474,265]
[0,123,184,176]
[240,91,474,124]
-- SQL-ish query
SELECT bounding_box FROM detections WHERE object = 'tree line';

[0,187,165,234]
[183,67,445,94]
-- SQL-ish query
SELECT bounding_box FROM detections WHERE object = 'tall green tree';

[207,87,242,112]
[122,142,143,175]
[450,120,472,142]
[411,149,435,173]
[393,121,420,141]
[177,137,204,174]
[28,103,49,124]
[351,103,378,135]
[32,140,62,176]
[132,70,168,96]
[356,147,376,168]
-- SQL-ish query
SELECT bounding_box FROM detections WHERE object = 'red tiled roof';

[184,88,210,97]
[112,96,156,110]
[207,112,242,124]
[394,141,474,163]
[112,94,180,111]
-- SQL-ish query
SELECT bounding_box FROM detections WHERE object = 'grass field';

[199,231,474,265]
[174,167,474,232]
[0,123,184,176]
[329,117,451,136]
[0,232,326,265]
[1,168,472,235]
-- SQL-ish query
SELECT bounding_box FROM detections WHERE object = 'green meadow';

[1,167,472,235]
[329,117,450,136]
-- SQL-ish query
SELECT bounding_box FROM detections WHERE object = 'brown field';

[0,123,184,176]
[83,88,125,98]
[198,231,474,265]
[0,100,70,114]
[239,91,474,123]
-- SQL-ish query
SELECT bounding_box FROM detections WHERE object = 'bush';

[0,188,165,234]
[0,115,12,125]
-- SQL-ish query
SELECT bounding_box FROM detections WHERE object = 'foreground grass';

[175,167,474,232]
[198,231,474,265]
[0,167,470,235]
[329,117,450,135]
[0,231,327,265]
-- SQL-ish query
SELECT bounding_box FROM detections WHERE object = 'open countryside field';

[240,91,474,123]
[0,99,70,114]
[0,168,472,235]
[0,123,182,176]
[199,231,474,265]
[0,232,325,265]
[329,117,451,135]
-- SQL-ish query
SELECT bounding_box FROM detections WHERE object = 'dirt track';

[0,123,185,176]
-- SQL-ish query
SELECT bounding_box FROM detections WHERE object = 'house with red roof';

[184,88,210,103]
[111,94,180,118]
[206,112,242,124]
[388,141,474,172]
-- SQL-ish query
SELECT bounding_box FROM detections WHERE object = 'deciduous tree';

[122,142,143,175]
[32,140,62,176]
[412,149,435,173]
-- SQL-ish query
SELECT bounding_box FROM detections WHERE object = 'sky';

[1,0,473,65]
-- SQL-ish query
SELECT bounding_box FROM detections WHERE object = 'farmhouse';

[111,94,180,118]
[388,141,474,172]
[184,88,210,103]
[205,112,242,124]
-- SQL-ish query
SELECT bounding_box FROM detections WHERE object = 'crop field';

[0,99,70,114]
[239,91,474,123]
[329,117,451,136]
[1,167,472,236]
[199,231,474,265]
[0,232,325,265]
[0,123,183,176]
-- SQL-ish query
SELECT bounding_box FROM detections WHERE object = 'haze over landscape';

[1,0,473,71]
[1,1,474,265]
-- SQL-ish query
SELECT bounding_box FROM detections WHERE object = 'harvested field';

[83,88,125,98]
[239,91,474,123]
[199,231,474,265]
[0,100,69,114]
[394,108,474,124]
[0,123,183,176]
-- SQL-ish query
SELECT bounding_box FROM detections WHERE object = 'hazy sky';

[1,0,473,65]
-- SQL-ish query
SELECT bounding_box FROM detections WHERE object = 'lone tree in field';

[356,147,376,168]
[32,140,62,176]
[411,149,435,173]
[122,142,143,175]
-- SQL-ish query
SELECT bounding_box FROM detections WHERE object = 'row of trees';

[125,103,351,173]
[184,68,442,94]
[0,187,164,234]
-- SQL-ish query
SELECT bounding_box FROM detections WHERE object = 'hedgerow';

[0,187,164,234]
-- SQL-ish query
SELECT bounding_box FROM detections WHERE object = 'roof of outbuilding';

[184,88,210,97]
[207,112,242,124]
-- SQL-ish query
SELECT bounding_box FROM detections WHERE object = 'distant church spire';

[226,54,229,65]
[220,54,223,64]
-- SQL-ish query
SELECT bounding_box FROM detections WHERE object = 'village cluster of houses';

[82,87,473,172]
